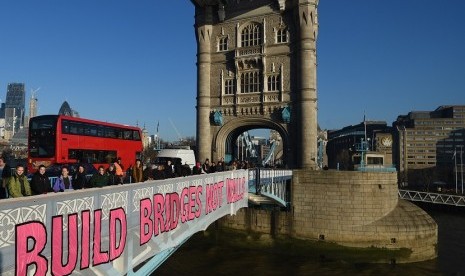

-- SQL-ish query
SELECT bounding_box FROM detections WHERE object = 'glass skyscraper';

[5,82,25,134]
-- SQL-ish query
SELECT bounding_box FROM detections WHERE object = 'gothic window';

[241,24,261,47]
[218,36,228,51]
[276,28,287,43]
[267,75,280,91]
[240,71,261,93]
[224,79,235,95]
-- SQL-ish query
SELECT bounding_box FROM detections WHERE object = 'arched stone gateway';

[192,0,319,169]
[212,117,291,166]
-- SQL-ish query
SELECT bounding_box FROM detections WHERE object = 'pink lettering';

[153,194,165,236]
[195,185,203,218]
[140,198,153,246]
[15,221,48,276]
[109,208,127,261]
[51,214,78,275]
[81,210,90,269]
[93,209,109,266]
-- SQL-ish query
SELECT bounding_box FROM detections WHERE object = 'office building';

[394,105,465,185]
[5,83,25,134]
[326,121,393,170]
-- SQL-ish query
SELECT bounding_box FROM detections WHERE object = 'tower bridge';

[0,0,440,274]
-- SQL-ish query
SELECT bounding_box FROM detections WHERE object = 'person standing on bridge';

[0,157,12,199]
[132,159,144,183]
[192,162,203,175]
[216,159,225,172]
[202,158,211,173]
[90,166,109,188]
[114,158,125,184]
[73,165,88,189]
[30,165,53,195]
[53,166,73,192]
[7,165,31,198]
[106,164,119,185]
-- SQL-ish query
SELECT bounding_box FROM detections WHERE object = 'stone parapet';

[291,170,437,262]
[220,170,438,263]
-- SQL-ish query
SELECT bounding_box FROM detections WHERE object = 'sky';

[1,1,464,141]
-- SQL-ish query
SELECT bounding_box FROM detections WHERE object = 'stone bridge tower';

[191,0,319,169]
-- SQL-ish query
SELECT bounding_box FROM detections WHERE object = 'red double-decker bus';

[27,115,143,173]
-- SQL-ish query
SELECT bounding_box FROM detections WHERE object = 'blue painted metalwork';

[212,111,223,126]
[128,236,190,275]
[281,106,291,123]
[357,165,397,172]
[355,139,369,168]
[248,168,292,207]
[399,189,465,206]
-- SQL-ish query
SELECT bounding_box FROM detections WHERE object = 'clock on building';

[381,136,392,147]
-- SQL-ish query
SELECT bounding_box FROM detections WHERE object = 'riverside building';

[394,105,465,186]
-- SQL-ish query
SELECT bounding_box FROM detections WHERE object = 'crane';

[31,87,40,99]
[168,118,183,142]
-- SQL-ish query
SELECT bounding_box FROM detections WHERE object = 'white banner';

[0,170,248,275]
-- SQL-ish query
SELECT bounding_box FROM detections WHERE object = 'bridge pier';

[221,170,438,263]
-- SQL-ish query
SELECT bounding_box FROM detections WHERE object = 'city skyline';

[1,1,464,141]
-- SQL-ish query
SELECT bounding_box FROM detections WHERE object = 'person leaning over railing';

[106,163,118,185]
[7,165,31,198]
[30,165,53,195]
[89,166,109,188]
[53,166,73,192]
[132,159,143,183]
[73,164,88,189]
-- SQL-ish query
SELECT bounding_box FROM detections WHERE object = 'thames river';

[157,203,465,275]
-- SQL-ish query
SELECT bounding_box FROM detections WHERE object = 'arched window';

[240,71,261,93]
[268,75,280,91]
[241,24,261,47]
[276,28,287,43]
[224,79,235,95]
[218,36,228,51]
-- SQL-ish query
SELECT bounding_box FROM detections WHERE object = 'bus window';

[105,127,116,138]
[97,126,104,137]
[124,130,132,140]
[62,121,70,134]
[29,116,57,158]
[133,130,141,140]
[116,129,123,139]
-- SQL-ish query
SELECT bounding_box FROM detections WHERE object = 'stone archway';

[211,117,290,166]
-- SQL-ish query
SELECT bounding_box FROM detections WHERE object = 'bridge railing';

[399,189,465,207]
[248,168,292,207]
[0,170,249,275]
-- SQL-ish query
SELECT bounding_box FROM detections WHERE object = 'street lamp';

[454,147,458,194]
[459,145,464,195]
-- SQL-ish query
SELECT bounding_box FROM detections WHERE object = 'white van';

[155,149,196,169]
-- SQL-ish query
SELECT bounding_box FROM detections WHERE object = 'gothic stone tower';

[192,0,318,169]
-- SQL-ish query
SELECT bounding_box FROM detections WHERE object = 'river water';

[157,203,465,275]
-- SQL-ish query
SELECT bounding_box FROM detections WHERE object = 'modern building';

[0,103,5,119]
[394,105,465,186]
[326,121,393,170]
[58,101,79,117]
[5,83,26,134]
[26,91,38,127]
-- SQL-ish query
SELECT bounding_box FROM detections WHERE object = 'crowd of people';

[0,156,254,199]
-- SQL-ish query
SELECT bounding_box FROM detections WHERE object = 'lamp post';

[459,145,464,195]
[454,147,458,194]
